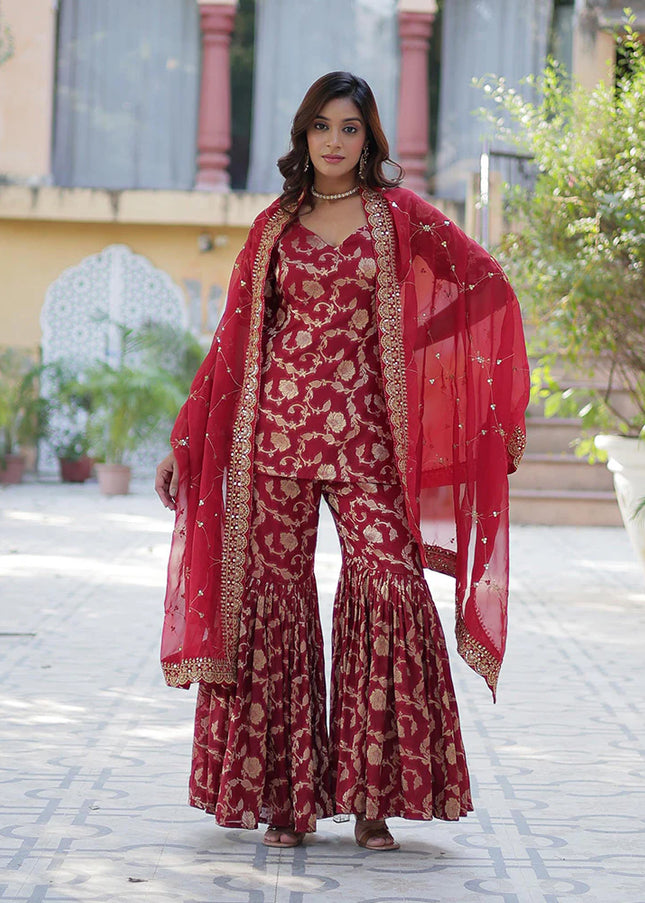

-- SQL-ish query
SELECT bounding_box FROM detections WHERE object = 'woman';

[155,71,529,851]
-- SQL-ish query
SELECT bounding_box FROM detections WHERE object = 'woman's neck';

[312,174,358,196]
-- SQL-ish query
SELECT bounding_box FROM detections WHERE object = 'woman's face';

[306,96,366,183]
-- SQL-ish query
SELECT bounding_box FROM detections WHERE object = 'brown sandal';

[262,826,305,848]
[354,817,400,852]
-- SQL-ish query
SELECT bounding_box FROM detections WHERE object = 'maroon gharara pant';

[189,472,472,833]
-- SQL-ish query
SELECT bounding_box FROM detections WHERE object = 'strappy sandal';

[262,825,305,848]
[354,817,400,852]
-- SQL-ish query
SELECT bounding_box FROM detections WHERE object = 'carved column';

[195,0,237,190]
[397,0,436,195]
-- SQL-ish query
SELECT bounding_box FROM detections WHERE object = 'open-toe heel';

[263,825,306,848]
[354,817,400,852]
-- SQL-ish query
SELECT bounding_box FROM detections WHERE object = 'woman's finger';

[169,461,179,500]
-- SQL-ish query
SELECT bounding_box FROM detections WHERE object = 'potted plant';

[0,347,48,484]
[478,17,645,564]
[45,363,94,483]
[55,432,94,483]
[594,430,645,569]
[82,324,195,495]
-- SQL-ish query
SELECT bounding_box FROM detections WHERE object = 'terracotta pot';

[0,453,26,485]
[595,434,645,572]
[95,463,131,496]
[59,456,93,483]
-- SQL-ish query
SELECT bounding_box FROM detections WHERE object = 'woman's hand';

[155,450,179,510]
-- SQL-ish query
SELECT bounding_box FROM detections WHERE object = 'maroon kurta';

[255,220,396,482]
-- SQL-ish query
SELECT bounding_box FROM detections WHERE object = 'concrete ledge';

[0,185,277,227]
[0,184,465,229]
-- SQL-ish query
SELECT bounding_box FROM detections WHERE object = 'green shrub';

[478,14,645,452]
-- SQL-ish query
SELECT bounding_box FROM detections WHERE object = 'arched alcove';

[40,244,187,471]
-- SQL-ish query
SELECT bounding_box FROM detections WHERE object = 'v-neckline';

[296,220,369,250]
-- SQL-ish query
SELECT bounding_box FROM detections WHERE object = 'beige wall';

[573,23,616,90]
[0,0,55,181]
[0,219,248,348]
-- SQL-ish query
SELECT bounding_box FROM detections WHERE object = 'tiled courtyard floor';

[1,478,644,903]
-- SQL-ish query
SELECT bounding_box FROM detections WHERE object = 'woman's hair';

[277,71,403,212]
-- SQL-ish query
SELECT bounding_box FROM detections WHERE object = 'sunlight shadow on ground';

[573,557,642,575]
[3,510,75,527]
[0,554,165,588]
[102,512,173,533]
[0,694,86,726]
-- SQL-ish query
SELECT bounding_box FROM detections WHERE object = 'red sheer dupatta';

[389,191,529,698]
[160,189,530,699]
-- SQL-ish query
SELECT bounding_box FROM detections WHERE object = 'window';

[52,0,200,190]
[549,0,575,73]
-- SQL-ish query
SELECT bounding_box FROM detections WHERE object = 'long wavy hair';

[277,71,403,213]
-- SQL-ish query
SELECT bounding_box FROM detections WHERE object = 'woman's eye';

[314,122,327,130]
[344,126,358,134]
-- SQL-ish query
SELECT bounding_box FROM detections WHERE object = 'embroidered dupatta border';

[163,657,232,687]
[218,207,291,679]
[456,616,501,700]
[508,425,527,470]
[363,189,409,481]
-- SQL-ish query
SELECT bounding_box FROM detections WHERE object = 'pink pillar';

[195,3,236,190]
[397,10,435,195]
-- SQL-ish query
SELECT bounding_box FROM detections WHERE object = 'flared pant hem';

[189,572,333,834]
[189,475,472,830]
[189,565,472,830]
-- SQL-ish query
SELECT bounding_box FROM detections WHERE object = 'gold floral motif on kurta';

[254,220,397,483]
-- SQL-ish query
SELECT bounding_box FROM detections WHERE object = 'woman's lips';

[322,155,344,163]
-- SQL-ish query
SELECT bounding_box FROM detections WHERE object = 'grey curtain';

[246,0,399,194]
[53,0,200,190]
[435,0,554,201]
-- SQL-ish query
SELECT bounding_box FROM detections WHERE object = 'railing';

[476,143,535,248]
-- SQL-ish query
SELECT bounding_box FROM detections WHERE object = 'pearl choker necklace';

[311,185,360,201]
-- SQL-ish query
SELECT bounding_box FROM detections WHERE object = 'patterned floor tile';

[1,480,644,902]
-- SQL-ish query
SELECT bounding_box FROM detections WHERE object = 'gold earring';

[359,144,369,180]
[304,150,310,173]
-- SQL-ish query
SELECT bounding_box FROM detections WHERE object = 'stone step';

[512,358,630,526]
[527,365,638,422]
[525,417,584,454]
[510,489,623,527]
[512,453,614,492]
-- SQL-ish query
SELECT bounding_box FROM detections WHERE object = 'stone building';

[0,0,641,350]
